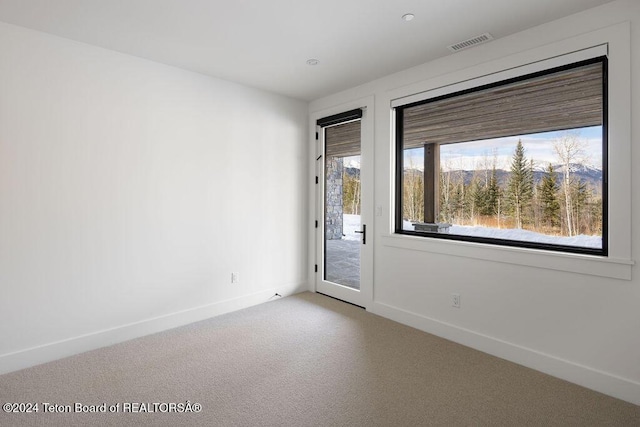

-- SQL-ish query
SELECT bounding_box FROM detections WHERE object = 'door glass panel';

[324,121,361,289]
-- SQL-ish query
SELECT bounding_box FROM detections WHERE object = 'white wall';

[310,0,640,405]
[0,22,308,372]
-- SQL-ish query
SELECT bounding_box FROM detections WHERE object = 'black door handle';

[354,224,366,245]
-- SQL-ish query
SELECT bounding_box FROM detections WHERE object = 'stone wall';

[325,157,343,240]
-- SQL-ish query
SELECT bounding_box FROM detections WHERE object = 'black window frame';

[394,56,608,256]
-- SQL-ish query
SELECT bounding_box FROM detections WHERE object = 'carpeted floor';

[1,292,638,426]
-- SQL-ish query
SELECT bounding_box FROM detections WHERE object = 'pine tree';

[485,166,501,216]
[471,178,487,219]
[451,178,466,223]
[507,140,533,229]
[538,163,560,228]
[523,153,534,226]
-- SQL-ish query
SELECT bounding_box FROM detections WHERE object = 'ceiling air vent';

[448,33,494,52]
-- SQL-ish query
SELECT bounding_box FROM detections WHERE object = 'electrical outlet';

[452,293,461,308]
[231,272,239,284]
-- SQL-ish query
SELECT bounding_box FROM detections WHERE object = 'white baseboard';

[369,301,640,406]
[0,289,278,375]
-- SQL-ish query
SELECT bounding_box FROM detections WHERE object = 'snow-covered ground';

[341,214,600,248]
[402,220,600,249]
[343,214,363,241]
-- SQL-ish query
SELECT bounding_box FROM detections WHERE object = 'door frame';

[309,97,374,309]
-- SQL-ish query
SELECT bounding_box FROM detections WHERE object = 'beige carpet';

[1,292,638,426]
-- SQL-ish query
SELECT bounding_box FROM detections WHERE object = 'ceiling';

[0,0,615,101]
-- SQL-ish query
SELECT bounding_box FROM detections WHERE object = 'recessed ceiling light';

[306,59,319,66]
[402,13,415,22]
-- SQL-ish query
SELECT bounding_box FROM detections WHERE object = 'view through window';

[396,58,606,254]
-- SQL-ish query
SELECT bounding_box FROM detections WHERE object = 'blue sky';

[404,126,603,171]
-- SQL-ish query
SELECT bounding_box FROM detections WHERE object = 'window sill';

[381,234,633,280]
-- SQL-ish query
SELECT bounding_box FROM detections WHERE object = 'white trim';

[382,234,633,280]
[0,288,280,375]
[369,300,640,406]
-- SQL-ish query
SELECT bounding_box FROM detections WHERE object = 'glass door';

[324,121,362,289]
[315,104,372,308]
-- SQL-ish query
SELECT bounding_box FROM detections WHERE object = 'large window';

[395,57,607,255]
